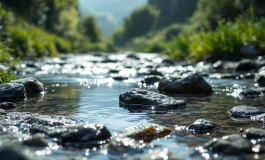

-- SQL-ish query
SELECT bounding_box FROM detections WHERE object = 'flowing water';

[11,53,265,159]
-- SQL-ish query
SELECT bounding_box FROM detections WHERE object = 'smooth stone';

[0,102,16,110]
[251,113,265,123]
[132,149,180,160]
[235,59,257,71]
[22,136,48,147]
[0,146,32,160]
[158,73,213,94]
[255,70,265,86]
[229,105,265,118]
[187,119,219,134]
[11,77,43,94]
[242,128,265,140]
[112,76,129,81]
[203,134,251,155]
[140,75,163,84]
[0,83,26,100]
[119,88,186,109]
[118,124,171,143]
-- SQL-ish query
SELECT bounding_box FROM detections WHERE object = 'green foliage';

[0,42,15,84]
[146,42,167,53]
[79,15,102,43]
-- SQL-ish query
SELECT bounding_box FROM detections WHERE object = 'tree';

[79,15,102,43]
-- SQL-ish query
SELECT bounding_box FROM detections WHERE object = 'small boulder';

[235,59,257,72]
[140,75,163,85]
[119,88,186,109]
[203,134,251,155]
[112,76,129,81]
[0,102,16,110]
[255,70,265,86]
[0,83,26,100]
[22,135,48,147]
[229,105,265,118]
[158,73,213,94]
[242,128,265,141]
[187,119,219,134]
[118,124,171,143]
[11,77,43,94]
[237,89,262,98]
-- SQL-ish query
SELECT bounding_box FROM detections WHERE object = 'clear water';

[11,54,265,159]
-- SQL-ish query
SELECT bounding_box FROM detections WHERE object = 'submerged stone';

[229,105,265,118]
[158,73,213,94]
[118,124,172,143]
[11,77,44,94]
[119,88,186,109]
[187,119,219,134]
[0,83,26,100]
[0,102,16,110]
[203,134,251,155]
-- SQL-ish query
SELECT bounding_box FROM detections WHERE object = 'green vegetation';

[0,42,14,84]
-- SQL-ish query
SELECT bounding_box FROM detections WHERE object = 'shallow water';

[11,53,265,159]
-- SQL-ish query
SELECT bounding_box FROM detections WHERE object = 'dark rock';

[22,135,48,147]
[212,60,224,70]
[203,134,251,155]
[0,102,16,110]
[149,70,163,76]
[0,83,26,100]
[101,59,118,63]
[209,73,239,79]
[241,44,259,58]
[242,128,265,140]
[127,54,140,60]
[140,75,163,84]
[11,77,44,94]
[235,59,257,72]
[187,119,219,134]
[229,105,265,118]
[112,76,128,81]
[132,149,180,160]
[118,124,172,143]
[158,73,213,94]
[0,146,31,160]
[237,89,262,98]
[119,88,186,109]
[255,70,265,86]
[108,69,120,73]
[108,137,147,156]
[162,58,176,66]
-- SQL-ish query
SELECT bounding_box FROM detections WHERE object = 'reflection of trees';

[14,83,81,116]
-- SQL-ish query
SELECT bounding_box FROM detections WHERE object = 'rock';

[118,124,171,143]
[237,89,262,98]
[0,146,31,160]
[187,119,219,134]
[127,54,140,60]
[209,73,239,79]
[229,105,265,118]
[132,149,180,160]
[0,83,26,100]
[119,88,186,109]
[242,128,265,140]
[11,77,43,94]
[162,58,176,66]
[149,70,163,76]
[22,135,48,147]
[235,59,257,72]
[203,134,251,155]
[0,102,16,110]
[251,113,265,123]
[241,44,259,58]
[112,76,129,81]
[212,60,224,70]
[26,115,76,127]
[158,73,213,94]
[254,70,265,86]
[108,137,146,156]
[140,75,163,84]
[0,109,6,115]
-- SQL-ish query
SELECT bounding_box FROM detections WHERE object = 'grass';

[0,42,15,84]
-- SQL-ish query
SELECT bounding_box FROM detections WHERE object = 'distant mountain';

[78,0,147,36]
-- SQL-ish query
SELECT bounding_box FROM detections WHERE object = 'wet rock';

[112,76,128,81]
[101,59,118,63]
[242,128,265,140]
[22,135,48,147]
[158,73,213,94]
[140,75,163,84]
[203,134,251,155]
[149,70,163,76]
[229,105,265,118]
[108,137,146,156]
[162,58,176,66]
[0,146,32,160]
[251,113,265,123]
[0,109,6,114]
[27,115,76,127]
[0,102,16,110]
[254,70,265,86]
[237,89,262,98]
[235,59,257,72]
[212,60,224,70]
[0,83,26,100]
[32,124,111,149]
[108,69,120,73]
[118,124,172,143]
[127,54,140,60]
[119,88,186,109]
[241,44,259,58]
[132,149,180,160]
[187,119,219,134]
[11,77,44,94]
[209,73,239,79]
